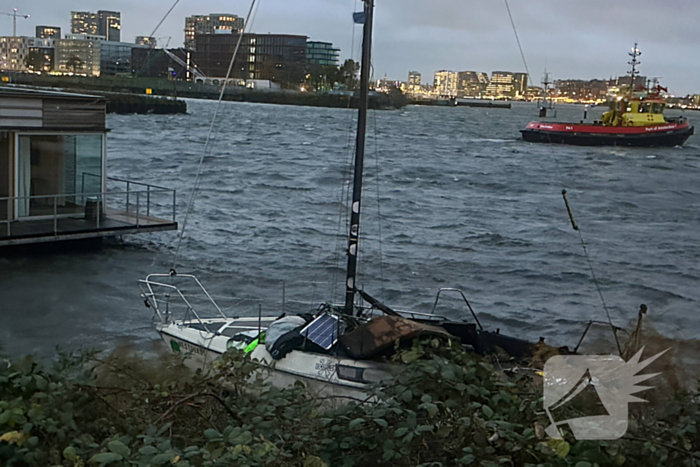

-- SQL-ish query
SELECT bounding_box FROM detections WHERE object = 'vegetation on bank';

[0,340,698,467]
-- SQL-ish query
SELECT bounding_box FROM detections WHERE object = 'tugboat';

[521,44,694,147]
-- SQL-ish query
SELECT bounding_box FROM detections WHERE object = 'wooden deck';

[0,208,177,247]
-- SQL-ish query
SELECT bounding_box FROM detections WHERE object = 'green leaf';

[108,440,130,458]
[349,418,366,429]
[423,403,439,418]
[89,452,123,464]
[458,454,475,465]
[400,390,413,402]
[204,428,222,440]
[138,446,158,456]
[63,446,78,462]
[481,405,494,419]
[373,418,388,428]
[548,439,570,458]
[394,427,409,437]
[575,463,592,467]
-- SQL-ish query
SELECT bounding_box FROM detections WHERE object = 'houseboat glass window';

[0,132,9,221]
[16,134,103,217]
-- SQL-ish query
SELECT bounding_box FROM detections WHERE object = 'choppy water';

[1,99,699,358]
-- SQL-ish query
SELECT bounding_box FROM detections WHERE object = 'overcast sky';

[7,0,700,95]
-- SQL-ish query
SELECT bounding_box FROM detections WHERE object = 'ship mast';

[344,0,374,315]
[628,43,641,90]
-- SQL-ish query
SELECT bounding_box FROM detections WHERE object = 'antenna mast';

[628,43,641,90]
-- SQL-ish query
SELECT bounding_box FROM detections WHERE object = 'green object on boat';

[244,331,266,354]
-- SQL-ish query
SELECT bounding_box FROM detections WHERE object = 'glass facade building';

[185,14,244,50]
[306,41,340,67]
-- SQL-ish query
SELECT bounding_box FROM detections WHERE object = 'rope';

[503,0,532,87]
[372,106,386,302]
[171,0,260,271]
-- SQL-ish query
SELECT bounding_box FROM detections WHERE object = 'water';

[1,99,699,358]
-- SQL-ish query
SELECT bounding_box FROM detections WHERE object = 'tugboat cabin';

[0,87,177,247]
[601,91,667,127]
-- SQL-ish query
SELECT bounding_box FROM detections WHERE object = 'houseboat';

[0,86,177,247]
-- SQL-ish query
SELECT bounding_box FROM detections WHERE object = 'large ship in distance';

[521,44,694,147]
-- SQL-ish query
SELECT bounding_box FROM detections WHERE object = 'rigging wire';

[371,101,386,302]
[171,0,260,271]
[504,1,622,352]
[148,0,180,39]
[503,0,532,85]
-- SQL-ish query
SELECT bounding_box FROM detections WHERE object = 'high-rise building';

[512,72,528,97]
[27,38,55,72]
[408,71,421,86]
[185,14,244,50]
[71,11,121,42]
[193,33,307,83]
[71,12,98,35]
[306,41,340,67]
[36,26,61,40]
[456,71,489,97]
[98,11,121,42]
[0,37,30,72]
[486,71,514,97]
[434,70,458,97]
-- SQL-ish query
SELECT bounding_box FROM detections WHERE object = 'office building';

[193,33,307,83]
[36,26,61,40]
[306,41,340,67]
[408,71,421,86]
[0,37,30,72]
[72,11,121,42]
[456,71,489,97]
[136,36,157,48]
[55,34,103,77]
[185,14,244,50]
[434,70,458,97]
[486,71,514,97]
[513,72,528,97]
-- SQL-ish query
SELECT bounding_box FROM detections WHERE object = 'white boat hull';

[158,320,391,401]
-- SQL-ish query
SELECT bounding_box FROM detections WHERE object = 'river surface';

[1,99,699,359]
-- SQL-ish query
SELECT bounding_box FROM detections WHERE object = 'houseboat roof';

[0,85,106,101]
[0,85,106,132]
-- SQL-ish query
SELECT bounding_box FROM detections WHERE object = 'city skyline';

[4,0,700,95]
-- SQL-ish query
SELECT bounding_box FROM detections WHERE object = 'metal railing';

[0,179,176,239]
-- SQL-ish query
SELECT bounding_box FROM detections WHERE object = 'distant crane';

[1,8,30,37]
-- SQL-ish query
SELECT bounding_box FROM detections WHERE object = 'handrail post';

[126,181,130,213]
[97,194,101,229]
[147,186,150,217]
[53,196,57,235]
[136,191,140,227]
[172,190,176,222]
[6,199,10,237]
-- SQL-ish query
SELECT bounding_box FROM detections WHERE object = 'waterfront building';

[71,11,121,42]
[513,72,529,98]
[0,37,30,72]
[55,34,103,77]
[456,71,489,97]
[35,26,61,40]
[408,71,421,86]
[101,41,149,76]
[193,33,307,84]
[434,70,458,97]
[136,36,157,48]
[555,79,609,102]
[486,71,514,98]
[306,41,340,67]
[0,37,56,73]
[185,14,245,50]
[0,88,177,247]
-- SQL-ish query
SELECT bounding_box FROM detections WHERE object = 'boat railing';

[430,288,484,330]
[139,273,228,334]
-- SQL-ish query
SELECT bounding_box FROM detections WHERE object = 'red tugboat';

[521,45,694,147]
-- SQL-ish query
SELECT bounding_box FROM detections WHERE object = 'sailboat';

[140,0,588,399]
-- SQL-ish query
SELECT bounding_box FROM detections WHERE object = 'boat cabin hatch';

[0,86,178,247]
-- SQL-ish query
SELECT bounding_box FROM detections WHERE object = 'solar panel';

[300,313,341,350]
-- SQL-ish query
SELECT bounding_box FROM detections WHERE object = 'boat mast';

[628,43,641,90]
[344,0,374,315]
